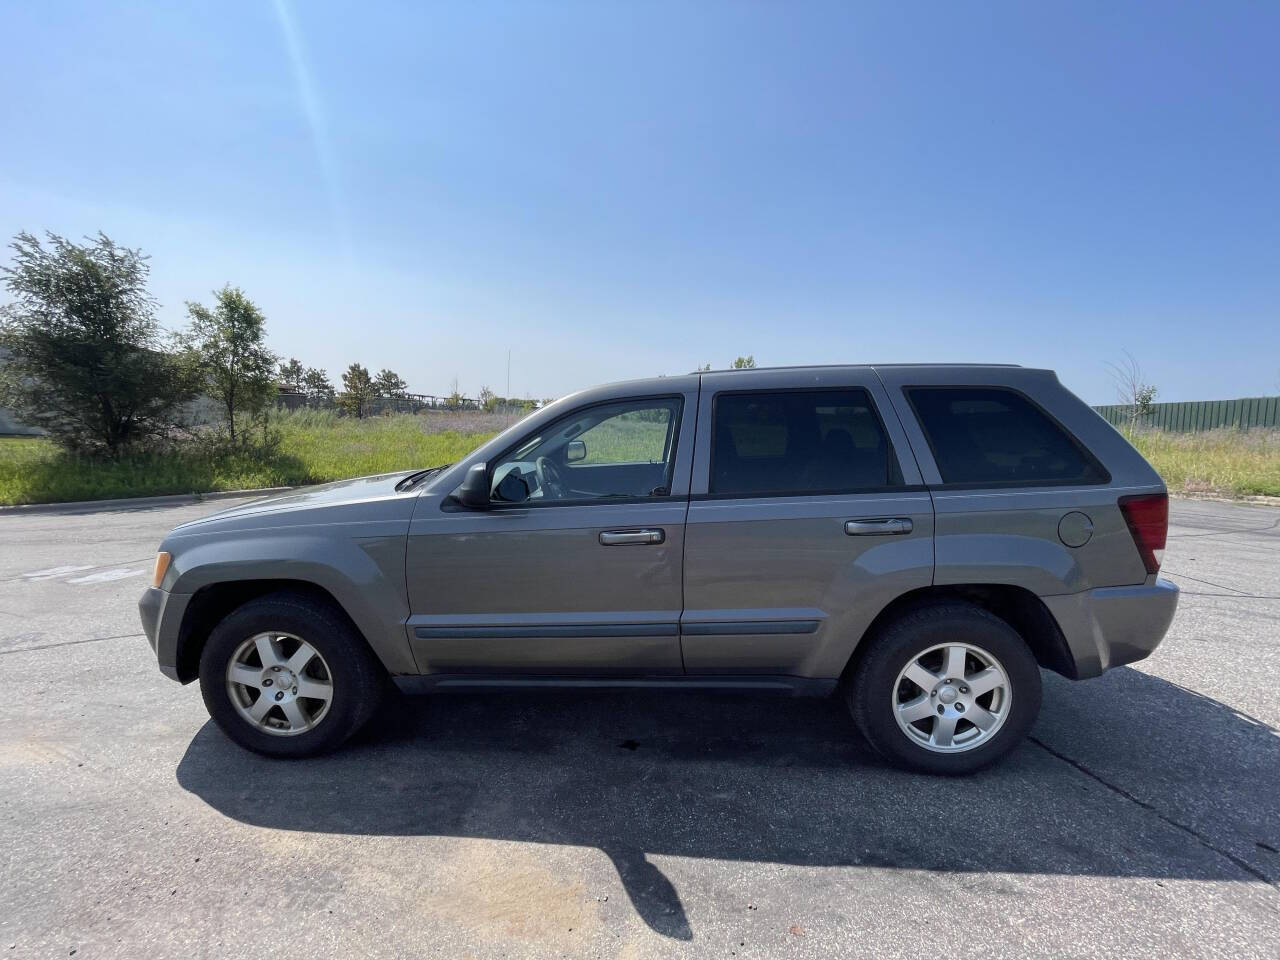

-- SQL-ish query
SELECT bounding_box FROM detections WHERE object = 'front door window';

[489,398,682,503]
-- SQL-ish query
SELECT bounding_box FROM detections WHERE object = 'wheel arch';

[175,580,381,684]
[841,583,1078,685]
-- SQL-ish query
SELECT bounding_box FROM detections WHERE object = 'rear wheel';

[198,592,385,758]
[848,603,1041,774]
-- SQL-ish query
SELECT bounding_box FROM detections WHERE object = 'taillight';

[1118,493,1168,575]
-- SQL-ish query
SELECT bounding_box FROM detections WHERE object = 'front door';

[681,370,934,678]
[405,391,697,676]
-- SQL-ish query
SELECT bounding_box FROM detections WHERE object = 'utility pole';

[506,349,511,398]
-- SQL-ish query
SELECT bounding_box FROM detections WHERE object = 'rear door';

[681,368,934,679]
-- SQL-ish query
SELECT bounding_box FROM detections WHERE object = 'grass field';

[572,411,672,464]
[0,409,510,506]
[1123,427,1280,498]
[2,412,1277,506]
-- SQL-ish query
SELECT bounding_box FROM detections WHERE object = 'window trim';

[707,386,905,500]
[482,393,686,509]
[903,385,1112,488]
[690,484,927,502]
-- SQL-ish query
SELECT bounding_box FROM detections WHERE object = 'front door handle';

[844,518,912,536]
[599,528,666,546]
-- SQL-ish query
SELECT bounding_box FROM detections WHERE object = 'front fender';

[166,530,417,675]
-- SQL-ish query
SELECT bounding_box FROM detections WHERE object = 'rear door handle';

[844,518,912,536]
[599,528,666,546]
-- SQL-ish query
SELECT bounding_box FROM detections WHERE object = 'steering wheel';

[535,456,568,500]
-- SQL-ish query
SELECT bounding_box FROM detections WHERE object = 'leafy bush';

[0,232,197,454]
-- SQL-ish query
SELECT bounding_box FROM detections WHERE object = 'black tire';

[847,602,1042,775]
[198,591,386,758]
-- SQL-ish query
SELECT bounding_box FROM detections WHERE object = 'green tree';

[374,368,408,398]
[478,385,498,412]
[302,367,333,405]
[696,362,712,372]
[1106,351,1158,427]
[278,357,305,393]
[445,375,464,409]
[339,363,377,417]
[0,231,196,455]
[731,355,756,369]
[184,286,277,443]
[1134,384,1158,419]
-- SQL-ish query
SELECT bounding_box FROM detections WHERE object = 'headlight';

[151,552,172,588]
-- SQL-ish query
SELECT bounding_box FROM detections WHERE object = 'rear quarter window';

[907,387,1107,486]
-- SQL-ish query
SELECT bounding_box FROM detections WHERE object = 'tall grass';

[1122,427,1280,498]
[3,413,1278,506]
[0,409,508,505]
[268,406,506,480]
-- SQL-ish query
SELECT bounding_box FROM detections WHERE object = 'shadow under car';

[176,667,1280,940]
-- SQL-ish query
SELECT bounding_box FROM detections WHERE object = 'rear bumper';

[139,587,192,682]
[1042,578,1179,679]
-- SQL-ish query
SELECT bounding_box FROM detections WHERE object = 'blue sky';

[1,1,1276,404]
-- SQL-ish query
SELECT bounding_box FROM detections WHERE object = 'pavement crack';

[1029,735,1277,889]
[0,633,145,655]
[1161,568,1254,595]
[1176,592,1280,601]
[1169,516,1280,540]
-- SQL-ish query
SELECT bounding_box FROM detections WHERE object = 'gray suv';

[139,365,1177,773]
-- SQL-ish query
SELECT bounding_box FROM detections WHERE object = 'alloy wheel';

[892,642,1011,753]
[225,632,334,736]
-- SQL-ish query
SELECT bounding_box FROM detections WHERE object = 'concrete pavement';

[1,497,1277,958]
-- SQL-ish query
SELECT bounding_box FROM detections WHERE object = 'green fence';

[1094,396,1280,432]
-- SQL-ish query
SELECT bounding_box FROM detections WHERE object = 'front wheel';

[847,603,1042,775]
[198,592,385,758]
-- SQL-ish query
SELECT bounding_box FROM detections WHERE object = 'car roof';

[562,364,1049,401]
[693,363,1025,375]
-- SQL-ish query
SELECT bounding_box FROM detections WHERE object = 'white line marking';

[23,565,94,580]
[65,568,146,585]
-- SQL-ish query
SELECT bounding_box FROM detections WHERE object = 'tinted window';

[710,390,900,496]
[489,398,681,503]
[908,387,1106,485]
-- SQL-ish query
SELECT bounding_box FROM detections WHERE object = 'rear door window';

[710,390,901,496]
[907,387,1106,485]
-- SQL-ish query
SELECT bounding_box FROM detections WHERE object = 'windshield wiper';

[396,464,451,492]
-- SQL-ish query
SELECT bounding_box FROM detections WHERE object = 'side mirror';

[494,470,530,503]
[455,462,490,508]
[566,439,587,463]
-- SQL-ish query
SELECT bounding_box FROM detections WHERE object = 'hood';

[178,470,421,528]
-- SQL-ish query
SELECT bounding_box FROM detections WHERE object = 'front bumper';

[1042,577,1180,679]
[139,587,192,682]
